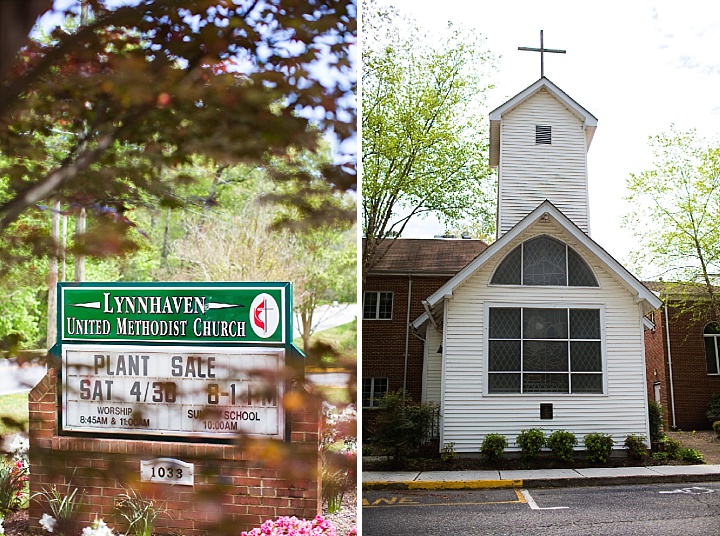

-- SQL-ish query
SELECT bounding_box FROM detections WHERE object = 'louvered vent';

[536,125,552,144]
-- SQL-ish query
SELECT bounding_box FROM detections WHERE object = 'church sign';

[60,284,287,344]
[57,282,294,440]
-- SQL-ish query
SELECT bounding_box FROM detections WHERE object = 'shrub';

[547,430,578,464]
[624,434,648,460]
[652,452,668,461]
[481,433,507,463]
[707,392,720,421]
[658,436,682,459]
[648,400,665,442]
[241,515,337,536]
[516,429,546,461]
[679,448,704,464]
[714,421,720,438]
[584,433,614,464]
[441,442,456,462]
[0,457,28,514]
[374,391,437,463]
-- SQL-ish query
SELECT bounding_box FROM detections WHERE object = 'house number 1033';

[140,458,194,486]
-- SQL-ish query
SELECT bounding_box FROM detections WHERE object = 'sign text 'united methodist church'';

[60,284,287,344]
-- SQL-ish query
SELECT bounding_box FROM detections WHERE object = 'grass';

[0,392,29,437]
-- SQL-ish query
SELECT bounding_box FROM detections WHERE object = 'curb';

[362,472,720,491]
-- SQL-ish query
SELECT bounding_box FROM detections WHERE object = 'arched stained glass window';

[490,236,598,287]
[704,322,720,375]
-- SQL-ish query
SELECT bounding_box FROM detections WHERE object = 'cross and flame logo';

[250,293,279,339]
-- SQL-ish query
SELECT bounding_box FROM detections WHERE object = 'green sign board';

[59,282,291,345]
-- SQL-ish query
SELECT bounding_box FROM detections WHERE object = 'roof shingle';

[366,238,488,274]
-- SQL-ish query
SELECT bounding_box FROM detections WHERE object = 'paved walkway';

[362,464,720,490]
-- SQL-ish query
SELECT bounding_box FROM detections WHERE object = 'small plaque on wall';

[540,403,553,420]
[141,458,194,486]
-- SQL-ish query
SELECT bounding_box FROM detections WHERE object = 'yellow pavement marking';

[407,479,524,490]
[362,487,529,508]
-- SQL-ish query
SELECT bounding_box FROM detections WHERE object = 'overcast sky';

[377,0,720,276]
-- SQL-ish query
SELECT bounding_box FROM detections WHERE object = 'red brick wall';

[29,370,321,536]
[662,304,720,430]
[363,275,450,401]
[362,275,449,432]
[644,309,670,426]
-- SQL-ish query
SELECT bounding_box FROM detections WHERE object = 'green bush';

[441,442,456,462]
[624,434,648,460]
[713,421,720,438]
[678,448,704,464]
[481,433,507,463]
[547,430,578,464]
[516,428,546,461]
[584,432,614,464]
[648,400,665,442]
[706,392,720,421]
[374,390,438,463]
[652,452,668,461]
[658,436,682,459]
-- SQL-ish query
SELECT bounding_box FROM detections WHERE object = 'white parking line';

[521,489,569,510]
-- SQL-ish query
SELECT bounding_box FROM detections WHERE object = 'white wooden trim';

[439,297,448,449]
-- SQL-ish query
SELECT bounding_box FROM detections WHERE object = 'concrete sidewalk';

[362,464,720,490]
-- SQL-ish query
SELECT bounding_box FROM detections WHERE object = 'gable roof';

[489,77,598,168]
[412,200,662,329]
[365,238,488,276]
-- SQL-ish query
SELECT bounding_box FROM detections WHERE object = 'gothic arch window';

[490,235,599,287]
[704,322,720,375]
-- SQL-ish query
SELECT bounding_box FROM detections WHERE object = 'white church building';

[411,76,662,453]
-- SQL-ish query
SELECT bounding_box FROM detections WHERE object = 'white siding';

[498,89,590,235]
[442,221,649,453]
[423,328,443,404]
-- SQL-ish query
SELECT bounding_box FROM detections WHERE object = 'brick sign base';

[29,370,321,535]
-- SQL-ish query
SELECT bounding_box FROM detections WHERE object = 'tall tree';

[0,0,356,259]
[361,0,496,282]
[163,153,356,356]
[624,127,720,317]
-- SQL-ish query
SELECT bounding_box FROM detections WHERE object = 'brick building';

[643,283,720,430]
[361,238,487,430]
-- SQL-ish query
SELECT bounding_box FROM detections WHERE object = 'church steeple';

[489,76,597,238]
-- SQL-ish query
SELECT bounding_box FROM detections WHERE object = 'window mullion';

[566,308,571,393]
[565,244,569,286]
[520,307,524,394]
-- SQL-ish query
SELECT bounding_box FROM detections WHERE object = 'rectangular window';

[362,377,388,408]
[487,307,603,394]
[363,291,393,320]
[705,335,720,375]
[536,125,552,144]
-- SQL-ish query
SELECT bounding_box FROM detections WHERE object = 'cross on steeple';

[518,30,566,78]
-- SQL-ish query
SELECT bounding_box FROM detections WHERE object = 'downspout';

[664,302,677,429]
[403,274,412,402]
